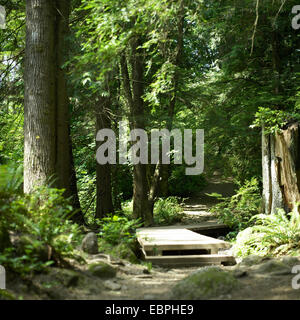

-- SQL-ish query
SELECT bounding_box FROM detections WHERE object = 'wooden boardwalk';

[137,224,235,267]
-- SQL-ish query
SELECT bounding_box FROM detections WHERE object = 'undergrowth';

[234,204,300,257]
[0,165,83,275]
[154,196,184,225]
[210,178,261,238]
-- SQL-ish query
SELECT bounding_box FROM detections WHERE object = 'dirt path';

[180,175,236,224]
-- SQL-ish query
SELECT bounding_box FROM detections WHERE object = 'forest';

[0,0,300,302]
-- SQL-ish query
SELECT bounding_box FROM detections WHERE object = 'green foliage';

[252,107,300,134]
[19,187,82,257]
[0,165,23,194]
[154,196,184,225]
[234,205,300,258]
[98,214,142,246]
[210,178,261,237]
[0,2,25,167]
[0,166,82,275]
[169,166,207,197]
[96,214,142,263]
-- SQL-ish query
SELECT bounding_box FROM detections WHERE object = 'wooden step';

[144,254,236,266]
[138,221,228,232]
[137,227,230,253]
[137,225,235,267]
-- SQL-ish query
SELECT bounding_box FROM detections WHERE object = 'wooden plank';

[137,221,228,232]
[137,224,235,266]
[137,227,230,251]
[144,254,236,266]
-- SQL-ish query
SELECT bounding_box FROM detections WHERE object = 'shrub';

[234,205,300,258]
[98,214,142,246]
[210,178,261,237]
[97,214,142,263]
[154,196,184,225]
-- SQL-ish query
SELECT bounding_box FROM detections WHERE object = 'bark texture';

[120,41,153,226]
[24,0,56,192]
[24,0,83,222]
[262,123,300,214]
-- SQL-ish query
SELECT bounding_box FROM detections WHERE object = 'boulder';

[104,280,121,291]
[111,243,138,264]
[88,262,117,278]
[252,260,291,276]
[30,267,83,299]
[81,232,98,254]
[280,256,300,267]
[240,255,266,267]
[170,266,239,300]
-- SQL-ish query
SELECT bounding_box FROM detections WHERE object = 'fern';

[234,204,300,257]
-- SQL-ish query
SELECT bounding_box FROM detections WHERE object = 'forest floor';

[5,176,300,300]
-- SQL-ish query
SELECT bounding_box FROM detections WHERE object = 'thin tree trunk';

[55,0,83,222]
[130,38,153,225]
[55,0,71,192]
[120,45,153,226]
[95,97,114,219]
[262,125,272,214]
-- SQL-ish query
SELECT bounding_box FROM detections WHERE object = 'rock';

[29,267,83,300]
[134,275,153,279]
[81,232,98,254]
[104,280,121,291]
[59,269,81,287]
[89,253,111,262]
[252,260,291,276]
[233,268,248,278]
[144,294,156,300]
[112,243,138,264]
[170,266,239,300]
[280,256,300,267]
[143,268,151,274]
[240,255,265,267]
[44,268,81,287]
[88,262,117,278]
[120,264,150,276]
[121,285,128,291]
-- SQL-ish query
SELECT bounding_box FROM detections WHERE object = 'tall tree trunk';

[158,1,184,198]
[120,42,153,226]
[130,38,153,225]
[95,97,114,219]
[24,0,56,192]
[24,0,83,222]
[262,123,300,214]
[55,0,83,223]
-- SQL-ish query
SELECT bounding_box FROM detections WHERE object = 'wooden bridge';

[137,223,236,267]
